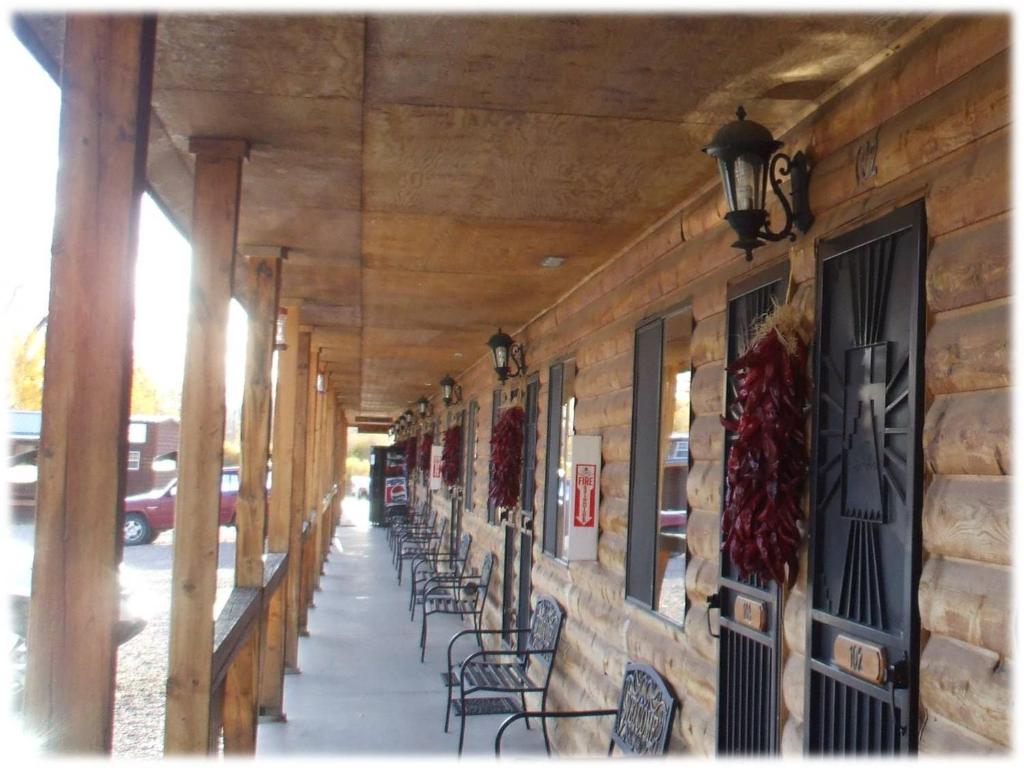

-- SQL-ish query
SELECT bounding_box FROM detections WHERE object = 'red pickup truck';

[122,467,239,545]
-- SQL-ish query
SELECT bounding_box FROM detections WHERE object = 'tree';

[7,326,45,410]
[7,324,180,416]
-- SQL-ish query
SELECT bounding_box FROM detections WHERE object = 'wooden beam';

[164,135,248,754]
[221,253,281,753]
[258,307,298,718]
[234,255,282,587]
[23,15,155,753]
[284,329,312,667]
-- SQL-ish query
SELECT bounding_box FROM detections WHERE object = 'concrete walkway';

[256,501,544,758]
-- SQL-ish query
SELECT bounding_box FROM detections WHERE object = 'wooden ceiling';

[19,13,922,420]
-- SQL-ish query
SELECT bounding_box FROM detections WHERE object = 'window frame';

[464,399,478,513]
[487,388,501,524]
[542,358,576,560]
[520,374,541,516]
[625,299,693,626]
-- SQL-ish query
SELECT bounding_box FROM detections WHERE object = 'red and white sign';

[564,435,600,561]
[429,445,443,491]
[573,463,597,527]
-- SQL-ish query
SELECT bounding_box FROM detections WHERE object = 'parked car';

[122,467,240,545]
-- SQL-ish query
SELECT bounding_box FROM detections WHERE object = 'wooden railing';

[208,551,289,752]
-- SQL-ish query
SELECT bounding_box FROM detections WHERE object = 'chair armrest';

[446,627,525,678]
[495,710,618,756]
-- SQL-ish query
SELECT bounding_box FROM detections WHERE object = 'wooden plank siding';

[428,16,1011,755]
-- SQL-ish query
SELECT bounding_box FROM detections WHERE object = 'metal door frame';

[803,200,926,754]
[715,261,790,755]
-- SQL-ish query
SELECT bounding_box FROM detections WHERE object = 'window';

[543,360,575,558]
[221,471,240,493]
[487,389,501,524]
[626,304,692,624]
[464,400,478,512]
[520,375,541,515]
[126,450,141,471]
[128,422,147,444]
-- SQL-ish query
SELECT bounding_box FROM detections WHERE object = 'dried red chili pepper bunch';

[489,405,525,510]
[418,433,433,475]
[721,303,809,588]
[404,436,417,477]
[441,425,462,487]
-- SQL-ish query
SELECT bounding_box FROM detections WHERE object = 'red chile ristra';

[720,306,810,588]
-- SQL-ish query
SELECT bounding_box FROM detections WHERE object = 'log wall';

[429,15,1011,755]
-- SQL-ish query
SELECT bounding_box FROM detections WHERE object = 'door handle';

[706,592,721,638]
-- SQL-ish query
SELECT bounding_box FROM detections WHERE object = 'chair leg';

[541,697,551,755]
[458,697,468,756]
[520,692,530,730]
[444,671,455,732]
[420,612,429,663]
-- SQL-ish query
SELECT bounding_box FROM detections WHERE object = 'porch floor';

[256,500,545,757]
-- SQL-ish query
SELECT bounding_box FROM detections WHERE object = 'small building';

[6,410,180,521]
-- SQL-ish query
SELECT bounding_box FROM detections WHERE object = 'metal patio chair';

[389,502,431,555]
[409,530,472,620]
[395,517,447,585]
[443,594,565,756]
[494,661,678,757]
[419,552,494,662]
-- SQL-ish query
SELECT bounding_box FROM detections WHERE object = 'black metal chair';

[443,594,565,756]
[494,661,678,757]
[389,502,432,557]
[409,530,472,620]
[419,552,494,662]
[395,517,447,585]
[388,502,427,552]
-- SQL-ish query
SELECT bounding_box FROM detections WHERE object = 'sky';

[0,20,249,415]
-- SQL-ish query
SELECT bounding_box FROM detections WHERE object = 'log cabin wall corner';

[428,15,1011,756]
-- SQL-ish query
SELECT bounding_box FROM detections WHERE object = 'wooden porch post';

[258,304,298,716]
[23,15,155,753]
[164,136,249,754]
[285,328,312,665]
[221,251,282,752]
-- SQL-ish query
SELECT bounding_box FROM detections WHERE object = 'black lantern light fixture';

[486,328,526,383]
[416,396,431,418]
[440,374,462,407]
[703,106,813,261]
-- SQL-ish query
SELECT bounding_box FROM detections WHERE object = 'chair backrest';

[525,595,565,670]
[454,531,472,569]
[427,518,447,555]
[609,662,678,756]
[468,552,495,609]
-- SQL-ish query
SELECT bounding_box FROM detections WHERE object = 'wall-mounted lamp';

[703,106,813,261]
[487,328,526,383]
[316,372,326,394]
[417,396,431,417]
[440,374,463,407]
[274,308,288,350]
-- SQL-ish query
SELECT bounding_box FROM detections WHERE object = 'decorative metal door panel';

[715,263,789,755]
[517,530,533,653]
[805,202,925,755]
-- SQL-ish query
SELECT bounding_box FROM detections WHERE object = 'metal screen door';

[804,202,926,754]
[715,263,789,754]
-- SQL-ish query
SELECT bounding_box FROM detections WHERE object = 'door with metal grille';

[715,263,789,755]
[804,202,925,754]
[501,523,517,643]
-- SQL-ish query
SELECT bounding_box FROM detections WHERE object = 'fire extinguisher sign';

[573,463,597,528]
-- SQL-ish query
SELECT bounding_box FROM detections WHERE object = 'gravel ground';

[7,523,237,758]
